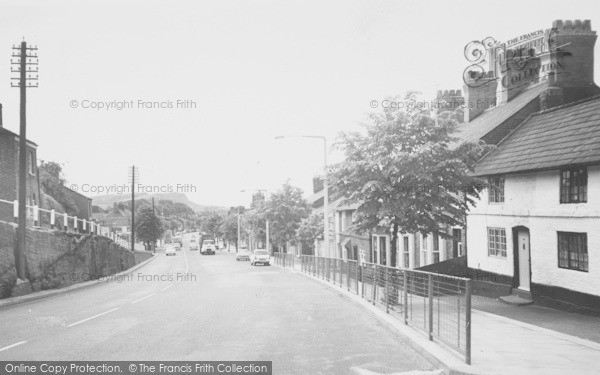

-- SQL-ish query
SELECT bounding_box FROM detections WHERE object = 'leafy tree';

[219,212,240,250]
[263,183,311,251]
[135,206,164,250]
[331,91,491,267]
[198,211,224,239]
[39,161,78,215]
[241,208,266,249]
[296,211,323,255]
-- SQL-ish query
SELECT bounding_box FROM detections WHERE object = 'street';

[0,233,434,375]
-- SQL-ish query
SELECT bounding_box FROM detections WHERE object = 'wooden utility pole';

[10,41,38,279]
[128,166,139,252]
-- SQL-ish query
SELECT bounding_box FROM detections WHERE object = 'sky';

[1,0,599,208]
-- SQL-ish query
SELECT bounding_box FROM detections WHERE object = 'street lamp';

[274,135,329,258]
[240,189,270,254]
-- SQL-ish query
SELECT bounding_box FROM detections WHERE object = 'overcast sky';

[1,0,599,207]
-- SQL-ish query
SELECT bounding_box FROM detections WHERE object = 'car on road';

[236,250,251,261]
[174,242,181,251]
[250,249,270,266]
[165,246,176,256]
[201,239,216,255]
[189,236,198,250]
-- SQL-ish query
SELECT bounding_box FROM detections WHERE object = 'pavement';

[274,258,600,375]
[0,233,437,375]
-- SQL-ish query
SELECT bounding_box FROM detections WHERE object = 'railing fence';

[0,198,132,250]
[273,253,472,364]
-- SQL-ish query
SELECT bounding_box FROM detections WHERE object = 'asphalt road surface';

[0,233,435,374]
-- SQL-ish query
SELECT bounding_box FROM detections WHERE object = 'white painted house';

[468,96,600,308]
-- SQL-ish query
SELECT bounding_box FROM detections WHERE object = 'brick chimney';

[463,71,498,122]
[551,20,597,89]
[313,176,324,193]
[540,86,565,110]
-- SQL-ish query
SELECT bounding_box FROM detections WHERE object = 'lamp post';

[274,135,329,258]
[241,189,269,253]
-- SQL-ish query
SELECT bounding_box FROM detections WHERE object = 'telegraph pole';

[128,166,139,252]
[10,41,38,280]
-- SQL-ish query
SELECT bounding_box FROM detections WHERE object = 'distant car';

[236,250,251,261]
[189,240,199,251]
[174,242,181,250]
[165,246,176,256]
[201,239,216,255]
[250,249,270,266]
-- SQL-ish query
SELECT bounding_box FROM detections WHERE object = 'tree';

[39,160,78,215]
[295,211,323,255]
[219,212,240,249]
[135,206,164,251]
[331,92,491,267]
[241,208,266,249]
[198,211,224,239]
[263,182,311,251]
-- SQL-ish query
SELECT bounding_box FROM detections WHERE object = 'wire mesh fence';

[275,254,472,364]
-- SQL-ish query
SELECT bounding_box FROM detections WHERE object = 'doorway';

[513,227,531,291]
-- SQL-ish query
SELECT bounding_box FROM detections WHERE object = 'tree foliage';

[38,161,78,215]
[262,182,311,248]
[135,206,165,249]
[295,211,323,252]
[331,92,491,265]
[219,212,240,248]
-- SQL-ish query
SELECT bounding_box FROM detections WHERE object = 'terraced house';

[464,19,600,312]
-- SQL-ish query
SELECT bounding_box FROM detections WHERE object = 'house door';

[517,229,531,291]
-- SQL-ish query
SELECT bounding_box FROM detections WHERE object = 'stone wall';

[0,221,153,297]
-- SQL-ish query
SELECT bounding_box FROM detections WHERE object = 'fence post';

[347,262,350,292]
[33,205,39,227]
[466,279,472,365]
[355,261,359,295]
[428,274,434,341]
[360,263,364,298]
[403,270,408,325]
[13,200,18,223]
[385,267,389,313]
[372,265,377,306]
[50,209,55,229]
[63,214,68,230]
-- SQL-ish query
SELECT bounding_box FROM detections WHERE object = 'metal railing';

[0,198,132,250]
[276,254,472,364]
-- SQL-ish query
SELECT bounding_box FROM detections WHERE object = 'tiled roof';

[454,82,548,143]
[0,126,38,146]
[474,96,600,176]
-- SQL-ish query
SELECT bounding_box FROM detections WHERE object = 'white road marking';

[161,284,174,291]
[351,369,443,375]
[131,293,156,304]
[0,341,27,352]
[178,247,190,283]
[67,308,120,327]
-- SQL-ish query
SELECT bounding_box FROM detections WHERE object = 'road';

[0,233,435,374]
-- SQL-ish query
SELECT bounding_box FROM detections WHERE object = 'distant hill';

[92,192,226,213]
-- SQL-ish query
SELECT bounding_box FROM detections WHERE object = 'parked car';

[165,246,176,256]
[174,242,181,251]
[250,249,270,266]
[236,250,251,261]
